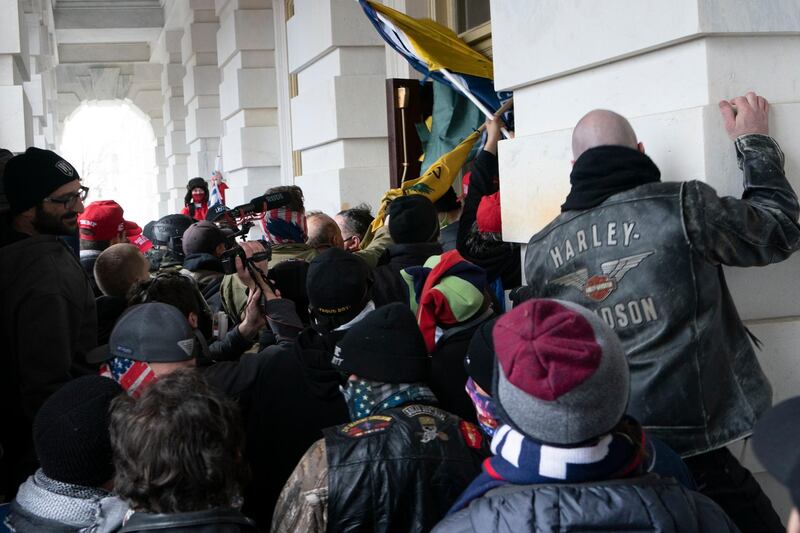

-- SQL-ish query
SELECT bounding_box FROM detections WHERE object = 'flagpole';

[439,68,511,139]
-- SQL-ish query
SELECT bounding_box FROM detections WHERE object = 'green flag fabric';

[418,82,483,174]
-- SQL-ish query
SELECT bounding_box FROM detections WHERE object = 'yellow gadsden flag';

[361,129,481,248]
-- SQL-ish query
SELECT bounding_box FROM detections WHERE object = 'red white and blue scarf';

[449,417,647,513]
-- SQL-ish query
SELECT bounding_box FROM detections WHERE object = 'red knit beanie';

[476,192,502,234]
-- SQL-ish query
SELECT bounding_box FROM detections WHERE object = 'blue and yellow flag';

[359,0,505,114]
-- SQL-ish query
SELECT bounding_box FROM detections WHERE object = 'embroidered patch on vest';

[401,404,447,420]
[459,420,484,450]
[417,416,450,444]
[340,415,393,438]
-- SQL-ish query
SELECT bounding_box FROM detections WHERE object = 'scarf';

[449,417,647,513]
[341,379,437,420]
[561,146,661,211]
[262,207,307,244]
[100,356,157,398]
[11,469,128,533]
[401,250,487,352]
[465,378,498,437]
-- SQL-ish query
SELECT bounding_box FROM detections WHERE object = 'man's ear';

[570,159,576,166]
[215,242,226,257]
[637,141,645,154]
[188,312,199,329]
[351,236,361,250]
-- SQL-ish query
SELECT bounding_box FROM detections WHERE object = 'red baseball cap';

[79,200,125,241]
[124,220,153,253]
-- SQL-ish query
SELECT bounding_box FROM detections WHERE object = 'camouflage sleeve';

[271,439,329,533]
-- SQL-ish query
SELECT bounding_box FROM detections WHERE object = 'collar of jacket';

[562,145,661,212]
[119,508,258,532]
[387,242,443,262]
[183,253,223,272]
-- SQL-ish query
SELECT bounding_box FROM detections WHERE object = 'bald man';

[521,92,799,533]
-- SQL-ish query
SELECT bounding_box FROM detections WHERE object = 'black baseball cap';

[752,396,800,507]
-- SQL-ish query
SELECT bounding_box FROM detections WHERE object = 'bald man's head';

[571,109,640,160]
[94,243,151,299]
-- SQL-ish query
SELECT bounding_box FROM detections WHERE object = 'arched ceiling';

[53,0,165,121]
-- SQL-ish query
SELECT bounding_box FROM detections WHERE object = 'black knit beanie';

[33,376,124,486]
[434,187,461,213]
[307,248,371,326]
[464,317,498,392]
[333,302,430,383]
[4,147,80,214]
[388,195,439,244]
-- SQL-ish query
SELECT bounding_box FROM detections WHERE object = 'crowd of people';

[0,90,799,532]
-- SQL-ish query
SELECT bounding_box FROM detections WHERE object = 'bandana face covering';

[340,378,437,420]
[192,191,205,203]
[465,377,499,437]
[100,357,157,398]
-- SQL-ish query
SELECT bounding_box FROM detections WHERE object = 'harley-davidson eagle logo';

[549,251,655,302]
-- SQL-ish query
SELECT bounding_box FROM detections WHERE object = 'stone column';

[159,29,189,214]
[215,0,281,207]
[286,0,389,215]
[0,0,33,152]
[182,0,222,185]
[491,0,800,517]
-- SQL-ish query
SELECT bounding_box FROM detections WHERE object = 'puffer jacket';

[522,134,800,456]
[433,475,739,532]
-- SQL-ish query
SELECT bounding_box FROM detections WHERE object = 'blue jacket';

[433,475,739,533]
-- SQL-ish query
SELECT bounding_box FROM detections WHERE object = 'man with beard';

[0,147,98,501]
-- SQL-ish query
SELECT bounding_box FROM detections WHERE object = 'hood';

[183,252,224,272]
[380,241,443,268]
[294,328,348,400]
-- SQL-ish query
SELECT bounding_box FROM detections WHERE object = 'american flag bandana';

[261,208,308,244]
[100,356,157,398]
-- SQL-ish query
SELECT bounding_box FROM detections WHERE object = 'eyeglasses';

[43,186,89,209]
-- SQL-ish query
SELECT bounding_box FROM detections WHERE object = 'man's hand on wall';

[719,91,770,140]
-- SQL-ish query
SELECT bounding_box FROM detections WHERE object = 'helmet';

[151,214,193,253]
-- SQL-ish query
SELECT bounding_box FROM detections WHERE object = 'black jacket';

[118,509,259,532]
[96,294,127,345]
[0,217,98,497]
[182,253,224,313]
[372,242,443,307]
[430,310,494,424]
[457,150,521,290]
[324,403,488,533]
[523,134,800,456]
[243,327,350,529]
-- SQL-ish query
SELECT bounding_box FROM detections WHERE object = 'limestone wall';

[490,0,800,521]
